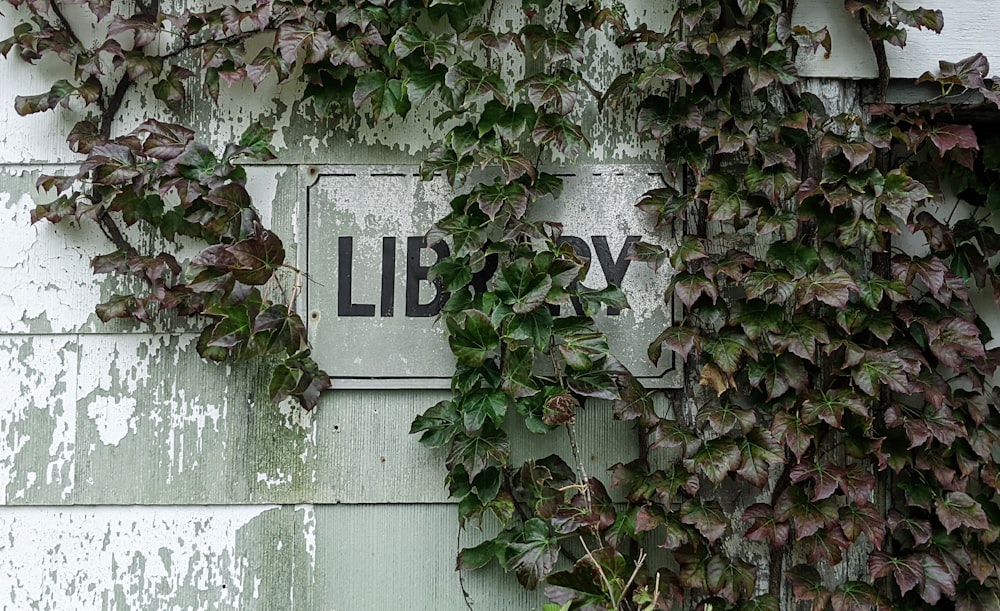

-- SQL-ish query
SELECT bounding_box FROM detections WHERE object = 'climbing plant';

[4,0,1000,609]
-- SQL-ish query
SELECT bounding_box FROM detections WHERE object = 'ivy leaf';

[353,72,410,121]
[684,437,741,484]
[766,241,820,278]
[96,294,149,323]
[918,554,957,605]
[731,300,783,340]
[420,145,475,187]
[506,308,553,351]
[703,332,758,374]
[627,241,669,272]
[669,272,718,308]
[699,173,743,222]
[276,22,332,64]
[391,24,456,67]
[839,502,885,549]
[801,389,866,428]
[820,132,875,171]
[705,555,756,604]
[796,269,859,309]
[869,552,921,596]
[774,487,838,539]
[475,180,530,219]
[894,5,944,32]
[134,119,194,160]
[922,123,979,157]
[461,390,509,434]
[679,498,729,542]
[648,325,701,365]
[744,270,796,304]
[457,538,504,571]
[697,402,756,436]
[770,410,814,461]
[447,310,500,367]
[227,230,285,285]
[934,491,989,533]
[743,503,790,547]
[152,65,194,109]
[445,61,509,106]
[446,425,510,479]
[519,71,579,115]
[636,187,688,226]
[830,581,879,611]
[521,24,584,63]
[532,113,589,157]
[786,564,829,605]
[736,429,784,488]
[926,317,985,369]
[495,260,552,314]
[747,353,808,399]
[410,400,462,447]
[566,369,618,400]
[507,518,560,590]
[850,349,918,396]
[253,305,307,353]
[798,527,850,565]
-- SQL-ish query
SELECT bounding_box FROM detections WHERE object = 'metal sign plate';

[305,165,679,389]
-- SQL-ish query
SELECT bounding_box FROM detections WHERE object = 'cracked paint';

[0,505,287,610]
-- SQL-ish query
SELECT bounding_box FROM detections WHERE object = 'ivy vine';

[4,0,1000,609]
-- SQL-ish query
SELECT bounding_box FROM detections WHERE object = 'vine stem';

[456,527,476,611]
[566,423,591,507]
[50,1,82,48]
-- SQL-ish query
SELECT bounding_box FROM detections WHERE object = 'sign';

[305,166,679,389]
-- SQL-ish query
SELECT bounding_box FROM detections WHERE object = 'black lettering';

[406,236,449,317]
[592,235,640,315]
[553,236,591,317]
[381,236,396,317]
[471,253,499,295]
[338,236,376,317]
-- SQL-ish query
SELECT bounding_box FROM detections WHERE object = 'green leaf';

[796,269,858,309]
[506,308,553,351]
[447,310,500,367]
[766,241,819,278]
[507,518,559,589]
[445,61,509,106]
[531,113,589,157]
[353,72,410,121]
[446,424,510,479]
[628,241,669,272]
[669,272,718,308]
[648,325,701,364]
[495,260,552,314]
[457,538,503,571]
[703,332,758,374]
[747,353,808,399]
[679,497,729,542]
[461,390,509,434]
[684,437,741,484]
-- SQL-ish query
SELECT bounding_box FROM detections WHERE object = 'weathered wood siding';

[0,2,995,609]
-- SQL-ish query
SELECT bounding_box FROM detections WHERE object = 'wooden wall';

[0,1,996,609]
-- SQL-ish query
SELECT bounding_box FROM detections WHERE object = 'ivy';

[6,0,1000,608]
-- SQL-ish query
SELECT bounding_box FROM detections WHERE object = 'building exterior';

[0,1,997,609]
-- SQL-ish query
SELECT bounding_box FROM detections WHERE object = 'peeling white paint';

[0,505,278,610]
[86,395,137,447]
[0,336,77,504]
